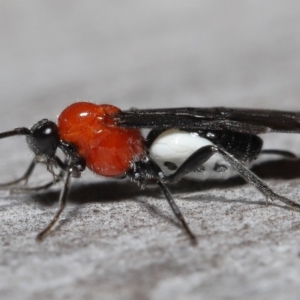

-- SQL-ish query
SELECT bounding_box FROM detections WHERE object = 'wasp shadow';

[20,157,300,235]
[29,179,160,207]
[28,157,300,207]
[170,157,300,194]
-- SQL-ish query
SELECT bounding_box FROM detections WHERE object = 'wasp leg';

[164,146,215,183]
[11,169,65,192]
[36,168,72,242]
[216,146,300,209]
[11,156,67,192]
[0,159,36,187]
[164,145,300,209]
[156,179,197,245]
[132,157,197,245]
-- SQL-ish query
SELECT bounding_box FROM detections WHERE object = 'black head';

[26,120,86,177]
[0,119,86,179]
[26,119,60,159]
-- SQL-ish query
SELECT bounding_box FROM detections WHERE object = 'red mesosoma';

[58,102,145,177]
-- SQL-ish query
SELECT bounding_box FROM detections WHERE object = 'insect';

[1,102,300,244]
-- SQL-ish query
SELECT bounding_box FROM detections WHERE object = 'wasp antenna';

[0,128,33,187]
[0,127,31,139]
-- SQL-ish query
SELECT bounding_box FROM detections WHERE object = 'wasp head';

[26,119,60,161]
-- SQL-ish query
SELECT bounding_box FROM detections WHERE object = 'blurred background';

[1,0,300,180]
[1,2,300,299]
[1,1,300,126]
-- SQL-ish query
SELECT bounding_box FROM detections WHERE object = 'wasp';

[1,102,300,244]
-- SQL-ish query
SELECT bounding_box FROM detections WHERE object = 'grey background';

[1,1,300,299]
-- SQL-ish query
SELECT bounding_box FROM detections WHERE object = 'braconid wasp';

[1,102,300,244]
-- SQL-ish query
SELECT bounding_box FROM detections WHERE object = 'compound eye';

[27,119,60,157]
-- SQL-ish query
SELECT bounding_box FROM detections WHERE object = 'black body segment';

[117,107,300,134]
[199,131,263,164]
